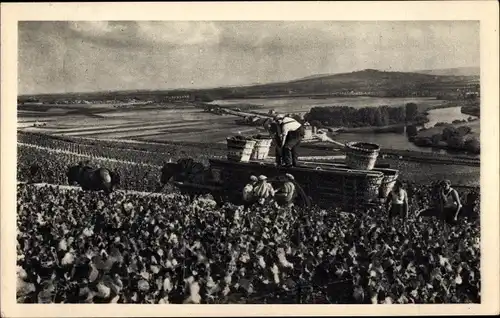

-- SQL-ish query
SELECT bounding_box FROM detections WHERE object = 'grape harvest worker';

[252,175,275,205]
[273,114,305,167]
[385,180,409,219]
[266,119,284,166]
[242,175,258,203]
[275,173,297,207]
[439,179,463,223]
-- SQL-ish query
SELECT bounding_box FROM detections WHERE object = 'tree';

[447,136,466,149]
[456,126,472,137]
[431,133,442,146]
[464,137,480,154]
[442,127,459,142]
[406,125,418,138]
[405,103,419,122]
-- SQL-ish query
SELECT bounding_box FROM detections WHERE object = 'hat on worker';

[250,175,258,182]
[258,175,267,181]
[440,179,452,186]
[285,173,295,181]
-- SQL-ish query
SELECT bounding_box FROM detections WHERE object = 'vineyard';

[17,132,480,187]
[16,132,481,304]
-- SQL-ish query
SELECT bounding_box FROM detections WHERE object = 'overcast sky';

[18,21,479,95]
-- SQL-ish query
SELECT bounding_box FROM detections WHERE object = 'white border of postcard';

[2,1,499,317]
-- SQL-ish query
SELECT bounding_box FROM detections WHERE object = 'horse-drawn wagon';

[161,136,400,212]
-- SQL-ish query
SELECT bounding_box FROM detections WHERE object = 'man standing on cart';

[273,114,305,167]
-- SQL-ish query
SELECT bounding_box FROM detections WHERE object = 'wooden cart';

[207,158,397,212]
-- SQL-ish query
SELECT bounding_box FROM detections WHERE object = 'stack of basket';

[226,136,256,162]
[226,134,273,162]
[250,136,273,160]
[344,142,383,198]
[378,169,399,198]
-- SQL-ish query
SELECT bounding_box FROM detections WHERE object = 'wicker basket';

[378,169,399,198]
[345,142,381,170]
[364,173,385,201]
[226,137,256,162]
[250,138,273,160]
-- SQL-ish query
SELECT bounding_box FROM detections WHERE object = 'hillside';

[19,69,479,103]
[414,67,480,77]
[206,69,479,98]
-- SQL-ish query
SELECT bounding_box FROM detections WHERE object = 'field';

[18,96,456,146]
[16,132,481,304]
[18,103,264,143]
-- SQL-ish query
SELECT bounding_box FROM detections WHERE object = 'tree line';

[304,103,423,128]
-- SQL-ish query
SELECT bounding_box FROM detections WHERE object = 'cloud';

[18,21,479,94]
[66,21,221,49]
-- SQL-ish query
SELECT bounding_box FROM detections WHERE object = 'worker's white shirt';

[280,117,302,137]
[277,181,296,202]
[242,184,254,201]
[390,188,407,205]
[253,181,275,198]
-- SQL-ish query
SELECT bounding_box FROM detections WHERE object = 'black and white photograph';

[2,1,499,315]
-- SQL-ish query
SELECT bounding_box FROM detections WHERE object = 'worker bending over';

[273,114,305,167]
[252,175,275,205]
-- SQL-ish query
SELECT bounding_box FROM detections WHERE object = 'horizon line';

[18,65,480,97]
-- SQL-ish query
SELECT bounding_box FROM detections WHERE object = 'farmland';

[18,103,264,143]
[18,97,462,145]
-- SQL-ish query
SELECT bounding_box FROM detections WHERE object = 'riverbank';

[461,105,480,117]
[410,120,480,155]
[333,121,425,134]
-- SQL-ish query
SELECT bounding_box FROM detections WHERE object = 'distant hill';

[299,73,335,80]
[215,69,479,97]
[414,67,480,77]
[19,68,479,102]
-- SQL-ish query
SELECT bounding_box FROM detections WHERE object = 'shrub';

[434,122,449,127]
[447,136,467,150]
[465,137,480,154]
[456,126,472,137]
[442,127,459,142]
[413,137,433,147]
[431,134,442,146]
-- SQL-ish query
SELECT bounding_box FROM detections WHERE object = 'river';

[209,96,447,114]
[210,97,479,156]
[333,107,478,157]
